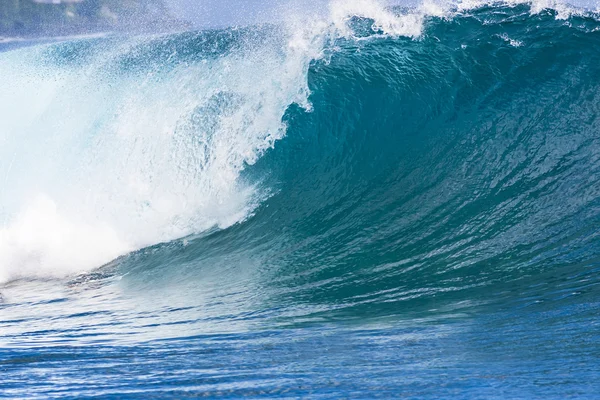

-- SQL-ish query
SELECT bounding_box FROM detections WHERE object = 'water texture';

[1,1,599,398]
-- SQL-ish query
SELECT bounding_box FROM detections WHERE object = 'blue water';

[1,2,600,398]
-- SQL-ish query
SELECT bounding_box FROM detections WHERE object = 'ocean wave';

[0,2,598,321]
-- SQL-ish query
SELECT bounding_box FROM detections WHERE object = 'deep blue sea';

[1,1,600,398]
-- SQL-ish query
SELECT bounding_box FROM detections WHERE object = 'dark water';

[1,3,600,398]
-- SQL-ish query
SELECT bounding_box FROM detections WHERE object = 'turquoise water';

[1,2,600,398]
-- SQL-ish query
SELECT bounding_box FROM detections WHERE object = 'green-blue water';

[1,2,599,398]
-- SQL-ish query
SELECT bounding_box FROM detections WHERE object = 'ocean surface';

[1,1,600,398]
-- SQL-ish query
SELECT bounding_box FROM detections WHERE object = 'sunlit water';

[1,1,600,397]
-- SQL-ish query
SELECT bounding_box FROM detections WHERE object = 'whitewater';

[1,0,600,398]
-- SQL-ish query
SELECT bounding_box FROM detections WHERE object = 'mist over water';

[0,27,311,281]
[164,0,329,27]
[1,0,600,398]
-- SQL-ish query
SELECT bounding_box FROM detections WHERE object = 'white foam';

[453,0,585,19]
[0,195,131,283]
[0,27,315,282]
[329,0,424,37]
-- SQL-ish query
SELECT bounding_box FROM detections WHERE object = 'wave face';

[1,2,600,398]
